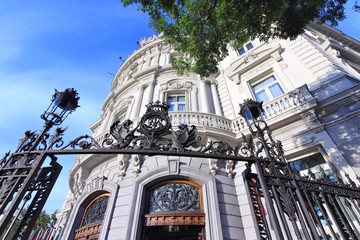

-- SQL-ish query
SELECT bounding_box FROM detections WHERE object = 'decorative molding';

[118,154,130,180]
[144,214,206,226]
[72,168,90,197]
[114,97,132,113]
[168,159,180,174]
[300,110,320,126]
[160,80,192,91]
[131,155,141,177]
[85,176,108,193]
[209,158,218,175]
[139,34,161,47]
[74,222,102,240]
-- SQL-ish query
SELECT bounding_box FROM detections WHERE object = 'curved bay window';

[74,193,110,240]
[143,180,205,240]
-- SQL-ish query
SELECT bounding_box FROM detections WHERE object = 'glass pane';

[255,90,270,103]
[269,83,284,98]
[81,195,109,226]
[253,76,276,91]
[239,48,246,55]
[291,153,326,172]
[178,104,186,111]
[177,96,185,102]
[168,104,174,112]
[167,96,176,104]
[246,42,254,51]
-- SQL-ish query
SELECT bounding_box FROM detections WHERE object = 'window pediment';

[226,42,283,84]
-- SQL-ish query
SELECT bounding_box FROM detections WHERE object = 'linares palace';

[55,22,360,240]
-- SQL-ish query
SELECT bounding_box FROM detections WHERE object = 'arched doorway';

[74,193,110,240]
[142,180,206,240]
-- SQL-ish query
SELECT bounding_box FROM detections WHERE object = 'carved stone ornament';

[139,34,160,47]
[118,154,130,180]
[244,51,258,63]
[160,81,192,91]
[131,155,141,177]
[148,182,200,212]
[209,158,218,175]
[73,170,87,197]
[226,160,236,178]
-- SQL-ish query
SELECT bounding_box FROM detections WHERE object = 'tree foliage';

[0,209,57,240]
[121,0,357,77]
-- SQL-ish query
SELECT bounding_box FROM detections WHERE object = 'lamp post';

[239,99,284,240]
[0,88,79,239]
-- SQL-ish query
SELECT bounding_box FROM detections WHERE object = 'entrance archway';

[142,180,205,240]
[74,193,110,240]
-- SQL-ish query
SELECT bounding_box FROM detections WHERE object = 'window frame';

[238,41,254,56]
[250,74,285,103]
[166,93,187,112]
[288,152,336,182]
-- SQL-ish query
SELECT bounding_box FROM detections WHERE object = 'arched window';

[143,180,205,240]
[74,193,110,240]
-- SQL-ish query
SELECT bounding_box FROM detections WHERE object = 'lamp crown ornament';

[145,100,171,115]
[41,88,80,125]
[239,98,264,120]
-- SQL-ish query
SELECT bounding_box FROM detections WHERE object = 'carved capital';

[118,154,130,180]
[226,160,236,178]
[209,158,218,175]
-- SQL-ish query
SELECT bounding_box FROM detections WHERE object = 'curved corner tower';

[56,23,360,239]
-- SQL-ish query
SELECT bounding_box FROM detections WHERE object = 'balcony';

[93,86,315,143]
[232,85,316,133]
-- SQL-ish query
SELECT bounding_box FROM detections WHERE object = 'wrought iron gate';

[244,160,360,240]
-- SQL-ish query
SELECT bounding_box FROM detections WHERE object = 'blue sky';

[0,1,359,214]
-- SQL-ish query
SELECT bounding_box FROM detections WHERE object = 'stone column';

[211,80,223,115]
[199,79,211,113]
[129,85,145,119]
[139,77,156,115]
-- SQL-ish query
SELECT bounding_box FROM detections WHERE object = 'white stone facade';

[56,23,360,240]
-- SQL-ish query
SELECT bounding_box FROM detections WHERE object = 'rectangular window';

[167,95,186,112]
[239,42,254,56]
[252,76,284,103]
[290,153,336,182]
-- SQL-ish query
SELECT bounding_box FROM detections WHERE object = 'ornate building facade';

[56,23,360,239]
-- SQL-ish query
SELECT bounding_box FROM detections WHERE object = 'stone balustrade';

[232,85,314,133]
[168,112,233,131]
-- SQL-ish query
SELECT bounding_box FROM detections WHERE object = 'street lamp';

[0,89,79,239]
[41,88,80,126]
[239,98,284,239]
[239,99,267,133]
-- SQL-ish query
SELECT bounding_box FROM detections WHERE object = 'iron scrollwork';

[149,182,200,212]
[62,101,290,163]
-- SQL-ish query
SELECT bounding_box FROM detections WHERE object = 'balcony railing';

[93,113,233,145]
[168,112,233,131]
[232,85,315,133]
